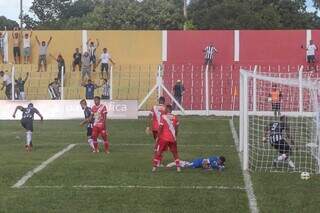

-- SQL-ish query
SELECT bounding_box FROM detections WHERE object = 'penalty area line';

[21,185,245,191]
[12,144,77,189]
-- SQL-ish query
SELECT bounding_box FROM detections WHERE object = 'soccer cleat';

[152,167,157,172]
[288,160,295,169]
[177,167,181,172]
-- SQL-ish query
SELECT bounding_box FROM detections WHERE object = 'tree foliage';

[0,16,19,30]
[21,0,320,30]
[188,0,320,29]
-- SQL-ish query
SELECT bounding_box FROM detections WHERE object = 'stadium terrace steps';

[0,64,158,109]
[2,63,319,111]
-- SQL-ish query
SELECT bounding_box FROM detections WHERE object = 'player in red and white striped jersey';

[89,96,109,153]
[152,104,180,172]
[146,97,166,150]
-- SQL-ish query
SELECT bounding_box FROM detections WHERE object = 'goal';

[239,67,320,173]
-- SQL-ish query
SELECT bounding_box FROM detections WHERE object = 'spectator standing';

[97,48,115,79]
[203,43,218,67]
[0,70,13,99]
[81,51,91,82]
[172,80,185,110]
[23,30,33,64]
[101,78,111,100]
[86,38,99,72]
[12,27,21,64]
[303,40,318,71]
[50,54,65,82]
[72,48,82,72]
[36,35,52,72]
[0,30,6,64]
[82,79,99,100]
[48,78,61,100]
[15,72,29,100]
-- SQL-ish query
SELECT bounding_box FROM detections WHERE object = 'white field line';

[12,144,76,188]
[21,185,245,191]
[229,119,259,213]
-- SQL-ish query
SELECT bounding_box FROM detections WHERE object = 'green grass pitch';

[0,117,319,213]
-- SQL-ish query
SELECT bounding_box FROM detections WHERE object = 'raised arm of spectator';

[94,83,100,89]
[97,58,102,66]
[35,35,40,45]
[110,58,116,65]
[96,39,100,48]
[12,27,16,38]
[24,72,29,82]
[49,54,57,61]
[1,81,5,90]
[47,36,53,46]
[86,38,91,46]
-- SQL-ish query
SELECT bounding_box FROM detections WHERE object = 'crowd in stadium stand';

[0,28,115,101]
[1,28,317,108]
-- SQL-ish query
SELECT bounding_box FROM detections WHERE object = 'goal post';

[240,67,320,173]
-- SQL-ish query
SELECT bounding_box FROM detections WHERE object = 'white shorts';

[19,92,25,100]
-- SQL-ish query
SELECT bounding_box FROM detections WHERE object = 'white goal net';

[240,68,320,173]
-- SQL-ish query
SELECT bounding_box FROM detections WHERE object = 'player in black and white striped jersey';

[263,115,295,168]
[203,43,218,66]
[80,99,95,151]
[12,103,44,152]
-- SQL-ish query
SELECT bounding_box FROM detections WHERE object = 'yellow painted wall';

[5,30,162,66]
[88,31,162,64]
[1,30,162,106]
[6,30,82,65]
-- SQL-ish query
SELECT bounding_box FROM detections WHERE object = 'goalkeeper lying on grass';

[166,156,226,171]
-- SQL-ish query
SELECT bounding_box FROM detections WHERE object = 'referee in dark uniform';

[12,103,44,152]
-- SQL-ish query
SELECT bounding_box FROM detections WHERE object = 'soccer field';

[0,117,319,213]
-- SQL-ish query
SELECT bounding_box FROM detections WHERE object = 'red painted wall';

[239,30,306,64]
[164,30,316,111]
[166,31,234,64]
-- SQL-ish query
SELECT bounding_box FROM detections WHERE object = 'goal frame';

[239,66,320,172]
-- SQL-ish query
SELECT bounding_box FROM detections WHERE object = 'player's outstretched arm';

[145,113,152,135]
[35,109,44,121]
[157,124,163,138]
[80,119,88,127]
[12,106,23,118]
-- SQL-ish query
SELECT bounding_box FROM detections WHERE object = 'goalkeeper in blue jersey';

[166,156,226,171]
